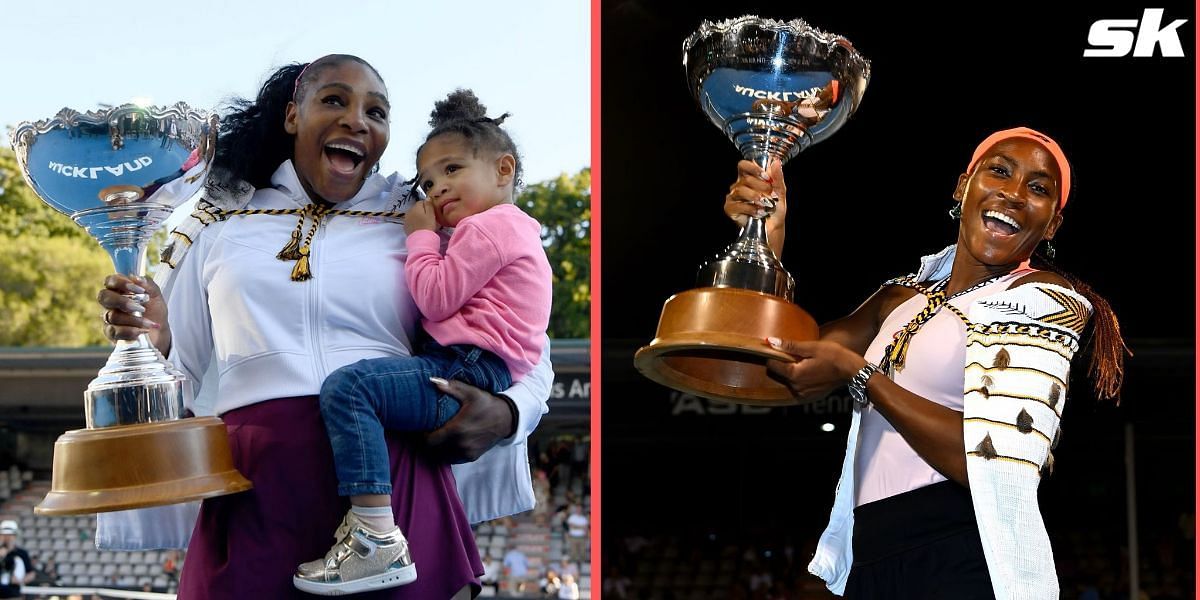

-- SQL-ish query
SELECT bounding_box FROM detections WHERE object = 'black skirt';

[844,481,995,600]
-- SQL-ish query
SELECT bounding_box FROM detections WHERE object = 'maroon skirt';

[177,396,482,599]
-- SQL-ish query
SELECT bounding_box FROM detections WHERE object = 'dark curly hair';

[418,89,523,189]
[207,54,385,195]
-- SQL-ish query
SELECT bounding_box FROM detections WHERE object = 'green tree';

[0,147,113,346]
[519,168,591,339]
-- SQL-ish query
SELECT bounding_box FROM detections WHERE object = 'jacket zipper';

[309,216,329,383]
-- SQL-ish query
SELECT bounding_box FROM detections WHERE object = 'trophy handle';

[73,204,188,429]
[697,151,793,299]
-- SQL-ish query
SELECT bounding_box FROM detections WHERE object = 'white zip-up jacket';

[808,245,1091,600]
[96,161,551,549]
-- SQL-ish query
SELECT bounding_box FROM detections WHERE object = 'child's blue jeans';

[319,338,512,497]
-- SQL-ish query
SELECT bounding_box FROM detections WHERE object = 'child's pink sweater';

[405,203,552,378]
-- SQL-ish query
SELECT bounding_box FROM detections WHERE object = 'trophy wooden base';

[634,287,820,405]
[35,417,253,515]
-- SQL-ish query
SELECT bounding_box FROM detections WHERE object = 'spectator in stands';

[602,566,630,599]
[554,452,571,493]
[556,557,579,580]
[570,436,588,481]
[39,557,59,586]
[552,504,569,535]
[557,573,579,600]
[565,505,589,563]
[0,520,32,598]
[162,550,178,583]
[539,568,561,597]
[503,547,530,590]
[748,560,772,592]
[533,469,552,526]
[479,555,501,596]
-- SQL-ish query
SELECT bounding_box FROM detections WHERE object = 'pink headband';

[292,64,311,101]
[966,127,1071,210]
[293,56,334,101]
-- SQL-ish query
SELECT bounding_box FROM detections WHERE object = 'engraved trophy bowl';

[635,16,870,405]
[10,103,251,514]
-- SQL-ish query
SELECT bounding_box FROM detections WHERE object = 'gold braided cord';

[276,207,307,260]
[880,276,1003,374]
[191,200,407,281]
[214,206,407,219]
[290,202,328,281]
[884,289,948,372]
[942,302,972,327]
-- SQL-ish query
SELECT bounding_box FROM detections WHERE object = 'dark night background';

[600,0,1195,596]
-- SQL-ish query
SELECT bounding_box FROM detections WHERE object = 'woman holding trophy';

[95,54,552,599]
[725,128,1127,598]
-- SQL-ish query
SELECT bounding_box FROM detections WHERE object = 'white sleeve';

[497,334,553,447]
[157,227,216,410]
[450,335,552,523]
[11,555,25,583]
[963,282,1092,600]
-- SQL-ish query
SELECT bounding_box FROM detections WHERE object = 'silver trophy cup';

[636,16,871,404]
[11,103,250,514]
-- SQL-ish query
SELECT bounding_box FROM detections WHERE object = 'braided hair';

[1029,249,1130,402]
[208,55,385,195]
[1020,160,1128,403]
[419,89,523,190]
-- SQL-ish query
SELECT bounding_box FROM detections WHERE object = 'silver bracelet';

[848,361,879,407]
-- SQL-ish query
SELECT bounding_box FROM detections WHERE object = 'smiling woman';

[724,126,1128,599]
[953,130,1067,273]
[94,54,554,600]
[285,58,390,203]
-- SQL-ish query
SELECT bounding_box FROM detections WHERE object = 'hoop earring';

[1043,239,1056,260]
[949,203,962,220]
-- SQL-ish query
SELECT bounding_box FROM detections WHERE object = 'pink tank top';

[854,269,1033,507]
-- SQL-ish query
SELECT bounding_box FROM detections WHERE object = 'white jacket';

[97,162,551,549]
[808,245,1091,600]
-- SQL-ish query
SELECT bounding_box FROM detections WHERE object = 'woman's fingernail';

[128,284,146,294]
[133,276,146,284]
[429,377,450,387]
[143,319,160,329]
[770,191,780,200]
[766,337,782,348]
[758,197,772,207]
[125,302,144,313]
[755,209,767,218]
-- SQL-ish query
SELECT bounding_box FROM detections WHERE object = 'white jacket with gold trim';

[95,163,551,549]
[808,245,1092,600]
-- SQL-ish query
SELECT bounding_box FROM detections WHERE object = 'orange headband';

[966,127,1071,210]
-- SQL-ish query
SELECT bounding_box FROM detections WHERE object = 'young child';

[293,89,553,596]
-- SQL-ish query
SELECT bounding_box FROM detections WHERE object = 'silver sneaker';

[294,513,417,595]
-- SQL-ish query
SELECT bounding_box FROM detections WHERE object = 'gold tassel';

[277,228,303,260]
[160,242,176,266]
[291,246,312,281]
[887,326,915,372]
[883,290,948,374]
